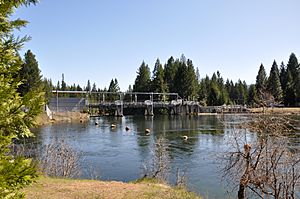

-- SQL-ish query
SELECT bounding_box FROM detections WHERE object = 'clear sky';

[14,0,300,91]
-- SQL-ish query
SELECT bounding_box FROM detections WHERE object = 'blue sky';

[14,0,300,91]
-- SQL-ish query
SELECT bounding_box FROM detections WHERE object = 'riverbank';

[249,107,300,114]
[34,107,300,126]
[35,112,89,125]
[23,177,200,199]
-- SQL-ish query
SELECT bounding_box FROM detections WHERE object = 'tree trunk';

[238,144,251,199]
[238,183,246,199]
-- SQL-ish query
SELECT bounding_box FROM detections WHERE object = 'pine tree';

[255,64,270,105]
[56,81,61,90]
[208,80,221,106]
[0,1,40,198]
[284,70,296,106]
[173,57,188,98]
[286,53,299,105]
[286,53,299,81]
[279,62,287,90]
[76,84,83,91]
[206,73,224,105]
[295,72,300,105]
[227,80,236,104]
[133,61,151,92]
[185,59,198,100]
[236,80,247,105]
[70,84,76,91]
[172,56,198,100]
[108,79,115,101]
[225,79,232,104]
[198,75,210,105]
[108,79,115,92]
[114,78,120,92]
[164,56,178,93]
[151,58,168,94]
[108,78,120,101]
[127,85,133,92]
[267,60,283,102]
[61,73,67,91]
[85,80,91,92]
[43,78,53,102]
[248,84,258,106]
[216,71,229,105]
[18,50,42,96]
[256,64,267,92]
[92,83,97,92]
[242,81,248,103]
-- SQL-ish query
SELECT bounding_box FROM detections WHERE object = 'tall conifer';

[133,61,151,92]
[256,64,267,91]
[267,60,283,102]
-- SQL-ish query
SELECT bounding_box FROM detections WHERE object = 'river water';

[31,114,298,198]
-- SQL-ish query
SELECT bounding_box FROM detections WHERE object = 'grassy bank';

[23,177,200,199]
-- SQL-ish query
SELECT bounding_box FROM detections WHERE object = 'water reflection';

[31,115,260,198]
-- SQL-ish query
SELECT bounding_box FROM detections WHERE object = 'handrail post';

[56,90,58,112]
[151,92,154,116]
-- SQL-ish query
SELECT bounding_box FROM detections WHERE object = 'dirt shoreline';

[35,112,89,125]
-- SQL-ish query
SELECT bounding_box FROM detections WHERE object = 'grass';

[23,177,201,199]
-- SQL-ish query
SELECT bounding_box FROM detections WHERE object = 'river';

[30,114,298,198]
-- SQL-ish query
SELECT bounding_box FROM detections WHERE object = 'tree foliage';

[129,53,299,106]
[47,53,300,107]
[247,84,258,106]
[17,50,42,96]
[286,53,299,81]
[256,64,267,93]
[267,60,283,102]
[61,74,66,91]
[85,80,91,92]
[164,56,178,93]
[0,0,41,198]
[277,53,300,106]
[133,61,151,92]
[169,55,198,100]
[107,78,120,101]
[151,58,168,94]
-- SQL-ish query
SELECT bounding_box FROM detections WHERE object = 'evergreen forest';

[46,53,300,107]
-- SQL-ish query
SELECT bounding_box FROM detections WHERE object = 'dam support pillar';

[115,100,123,117]
[144,105,154,116]
[144,98,154,116]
